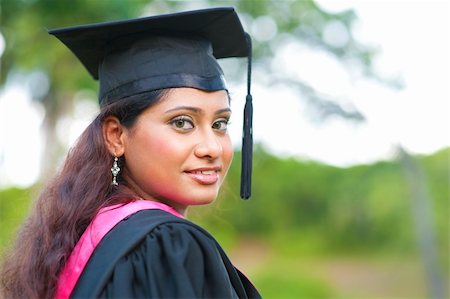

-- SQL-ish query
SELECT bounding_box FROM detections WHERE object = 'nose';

[194,130,223,160]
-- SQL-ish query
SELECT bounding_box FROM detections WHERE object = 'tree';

[1,0,149,176]
[0,0,395,180]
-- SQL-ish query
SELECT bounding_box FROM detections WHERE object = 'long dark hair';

[0,89,169,299]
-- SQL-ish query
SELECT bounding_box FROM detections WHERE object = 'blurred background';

[0,1,448,298]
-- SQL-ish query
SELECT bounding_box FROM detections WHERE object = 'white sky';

[0,1,449,188]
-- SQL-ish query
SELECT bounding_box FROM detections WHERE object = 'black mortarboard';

[48,7,253,199]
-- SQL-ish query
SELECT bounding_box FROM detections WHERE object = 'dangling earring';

[111,156,120,186]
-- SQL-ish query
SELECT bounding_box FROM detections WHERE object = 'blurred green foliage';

[253,259,333,299]
[194,146,448,256]
[2,147,447,298]
[193,146,449,298]
[0,0,376,177]
[0,187,34,254]
[1,1,447,297]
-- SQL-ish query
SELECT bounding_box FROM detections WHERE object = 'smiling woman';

[0,7,259,299]
[105,88,234,214]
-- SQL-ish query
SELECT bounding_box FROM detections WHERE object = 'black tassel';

[240,33,253,199]
[240,94,253,199]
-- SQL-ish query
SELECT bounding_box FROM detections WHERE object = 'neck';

[118,185,188,217]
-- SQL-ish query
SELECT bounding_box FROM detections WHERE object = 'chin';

[189,195,217,206]
[185,189,219,206]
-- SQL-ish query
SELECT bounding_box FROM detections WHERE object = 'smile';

[193,170,216,175]
[185,168,220,185]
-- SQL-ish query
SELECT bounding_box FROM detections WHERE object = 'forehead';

[149,88,230,112]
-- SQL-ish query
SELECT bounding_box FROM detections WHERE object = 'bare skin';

[103,88,233,216]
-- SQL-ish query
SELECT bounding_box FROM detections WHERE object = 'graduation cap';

[48,7,253,199]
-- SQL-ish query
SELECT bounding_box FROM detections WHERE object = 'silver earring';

[111,156,120,186]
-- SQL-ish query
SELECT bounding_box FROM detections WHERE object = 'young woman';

[0,7,258,299]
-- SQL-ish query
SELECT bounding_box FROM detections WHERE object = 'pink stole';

[54,200,184,299]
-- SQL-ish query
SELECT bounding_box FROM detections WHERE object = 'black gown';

[71,209,261,298]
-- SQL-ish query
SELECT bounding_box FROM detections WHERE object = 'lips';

[184,167,221,185]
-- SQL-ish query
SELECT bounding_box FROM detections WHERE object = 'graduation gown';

[59,202,260,298]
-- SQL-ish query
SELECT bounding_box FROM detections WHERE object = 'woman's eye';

[170,117,194,130]
[212,119,229,131]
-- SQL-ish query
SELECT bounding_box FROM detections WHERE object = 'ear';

[103,116,125,157]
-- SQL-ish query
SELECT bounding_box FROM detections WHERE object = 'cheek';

[222,137,234,169]
[127,131,186,187]
[145,134,190,168]
[126,128,181,170]
[148,134,178,155]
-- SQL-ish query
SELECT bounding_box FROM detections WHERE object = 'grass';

[1,187,448,298]
[228,235,446,299]
[0,187,34,253]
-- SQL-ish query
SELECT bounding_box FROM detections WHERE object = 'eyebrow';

[165,106,232,115]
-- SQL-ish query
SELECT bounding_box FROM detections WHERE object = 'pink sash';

[55,200,184,299]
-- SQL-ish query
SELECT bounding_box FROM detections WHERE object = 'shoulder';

[118,208,217,247]
[72,209,236,298]
[126,208,213,236]
[128,209,225,265]
[118,209,221,258]
[72,209,261,298]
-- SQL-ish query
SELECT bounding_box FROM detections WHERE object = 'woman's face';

[122,88,233,214]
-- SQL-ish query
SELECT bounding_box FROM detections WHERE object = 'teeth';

[200,170,215,175]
